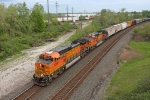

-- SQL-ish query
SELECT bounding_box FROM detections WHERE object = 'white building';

[57,13,96,22]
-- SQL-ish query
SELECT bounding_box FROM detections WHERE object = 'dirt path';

[0,22,89,99]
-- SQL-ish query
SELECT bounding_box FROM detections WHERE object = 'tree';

[30,3,45,32]
[100,9,107,26]
[142,10,150,18]
[16,2,31,34]
[5,4,19,35]
[99,9,118,27]
[0,3,6,33]
[132,11,142,19]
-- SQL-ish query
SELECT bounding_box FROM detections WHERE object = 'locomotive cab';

[33,51,63,86]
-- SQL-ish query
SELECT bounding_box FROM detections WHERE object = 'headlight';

[41,74,44,78]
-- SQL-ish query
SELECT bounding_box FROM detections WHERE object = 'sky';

[0,0,150,13]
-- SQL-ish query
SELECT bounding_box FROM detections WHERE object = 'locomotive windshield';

[37,56,53,65]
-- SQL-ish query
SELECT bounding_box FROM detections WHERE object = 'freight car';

[114,24,122,32]
[33,18,149,86]
[126,21,132,27]
[132,20,136,26]
[120,22,127,30]
[103,26,116,37]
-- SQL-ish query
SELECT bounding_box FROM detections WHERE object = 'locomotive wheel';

[58,67,65,74]
[90,47,93,51]
[49,76,52,82]
[80,51,84,58]
[52,75,58,78]
[45,75,50,85]
[52,72,59,78]
[86,47,90,53]
[46,80,49,85]
[86,49,89,53]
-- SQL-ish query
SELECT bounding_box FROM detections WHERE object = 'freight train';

[33,18,150,86]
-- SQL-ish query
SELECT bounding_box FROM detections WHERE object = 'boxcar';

[143,18,148,21]
[126,21,132,27]
[120,22,127,30]
[135,19,140,24]
[132,20,136,26]
[103,26,116,37]
[116,24,122,32]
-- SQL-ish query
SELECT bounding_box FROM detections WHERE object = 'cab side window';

[55,58,57,61]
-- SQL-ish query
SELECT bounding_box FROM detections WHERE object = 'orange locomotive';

[33,31,107,86]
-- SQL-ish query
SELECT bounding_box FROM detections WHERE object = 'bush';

[133,27,138,34]
[0,34,10,42]
[135,23,150,41]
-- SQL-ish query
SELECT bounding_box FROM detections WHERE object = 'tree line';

[69,8,150,42]
[0,2,45,35]
[0,2,75,60]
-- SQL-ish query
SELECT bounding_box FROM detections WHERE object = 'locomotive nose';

[33,73,49,86]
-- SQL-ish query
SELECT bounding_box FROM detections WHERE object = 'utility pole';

[72,7,73,22]
[81,12,82,32]
[55,1,59,18]
[67,5,68,21]
[47,0,50,32]
[62,12,64,22]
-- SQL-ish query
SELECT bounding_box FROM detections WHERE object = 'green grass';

[130,41,150,56]
[105,41,150,100]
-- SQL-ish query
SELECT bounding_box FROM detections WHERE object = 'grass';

[130,41,150,56]
[105,41,150,100]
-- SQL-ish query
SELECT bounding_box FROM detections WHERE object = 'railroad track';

[11,21,147,100]
[48,22,146,100]
[13,85,43,100]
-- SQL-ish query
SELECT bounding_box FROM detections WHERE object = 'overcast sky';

[0,0,150,13]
